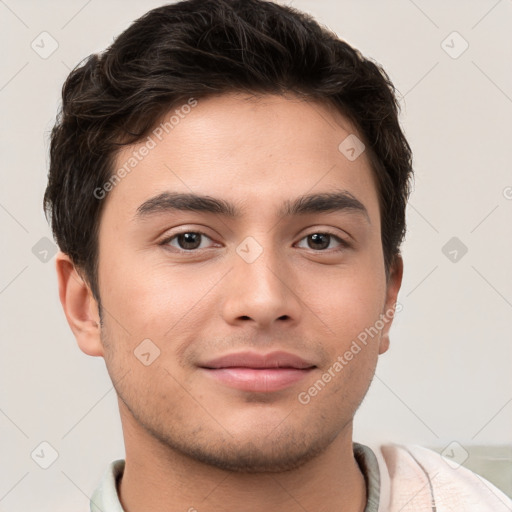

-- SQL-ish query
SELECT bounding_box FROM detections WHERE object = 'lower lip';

[200,367,315,392]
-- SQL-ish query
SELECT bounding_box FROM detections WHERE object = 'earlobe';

[378,333,390,355]
[55,251,104,357]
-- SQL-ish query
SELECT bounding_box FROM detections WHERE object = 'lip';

[200,350,316,370]
[200,367,315,392]
[198,350,317,393]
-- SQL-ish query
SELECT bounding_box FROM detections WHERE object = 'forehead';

[103,92,380,226]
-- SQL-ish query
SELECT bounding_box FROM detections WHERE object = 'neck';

[118,415,367,512]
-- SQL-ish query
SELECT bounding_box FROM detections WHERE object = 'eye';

[159,230,350,253]
[295,232,350,251]
[160,231,215,251]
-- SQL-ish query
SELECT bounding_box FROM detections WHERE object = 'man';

[43,0,512,510]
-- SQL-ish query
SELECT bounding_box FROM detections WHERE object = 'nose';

[220,237,302,330]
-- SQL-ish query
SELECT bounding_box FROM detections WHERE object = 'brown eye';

[176,232,202,250]
[296,232,349,251]
[161,231,214,251]
[308,233,330,250]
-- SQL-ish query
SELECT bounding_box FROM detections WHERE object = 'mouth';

[199,350,317,392]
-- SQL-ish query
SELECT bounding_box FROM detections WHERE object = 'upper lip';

[200,351,316,369]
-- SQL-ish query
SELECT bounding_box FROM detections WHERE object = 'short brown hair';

[44,0,413,302]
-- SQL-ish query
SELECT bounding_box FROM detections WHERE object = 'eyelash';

[159,230,350,253]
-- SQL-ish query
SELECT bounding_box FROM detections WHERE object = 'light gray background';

[1,0,511,510]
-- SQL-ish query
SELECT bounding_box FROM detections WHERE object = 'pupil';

[179,232,200,250]
[310,233,329,250]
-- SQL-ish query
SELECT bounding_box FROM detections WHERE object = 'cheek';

[305,259,386,344]
[101,254,220,338]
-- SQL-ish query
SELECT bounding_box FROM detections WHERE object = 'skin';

[56,92,403,512]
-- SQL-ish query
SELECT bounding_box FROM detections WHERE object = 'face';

[67,92,402,473]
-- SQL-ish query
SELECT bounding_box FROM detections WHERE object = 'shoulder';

[371,443,512,512]
[90,459,126,512]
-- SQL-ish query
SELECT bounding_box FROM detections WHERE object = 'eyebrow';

[135,189,371,224]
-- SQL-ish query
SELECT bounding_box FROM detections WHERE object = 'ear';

[55,251,104,357]
[378,254,404,355]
